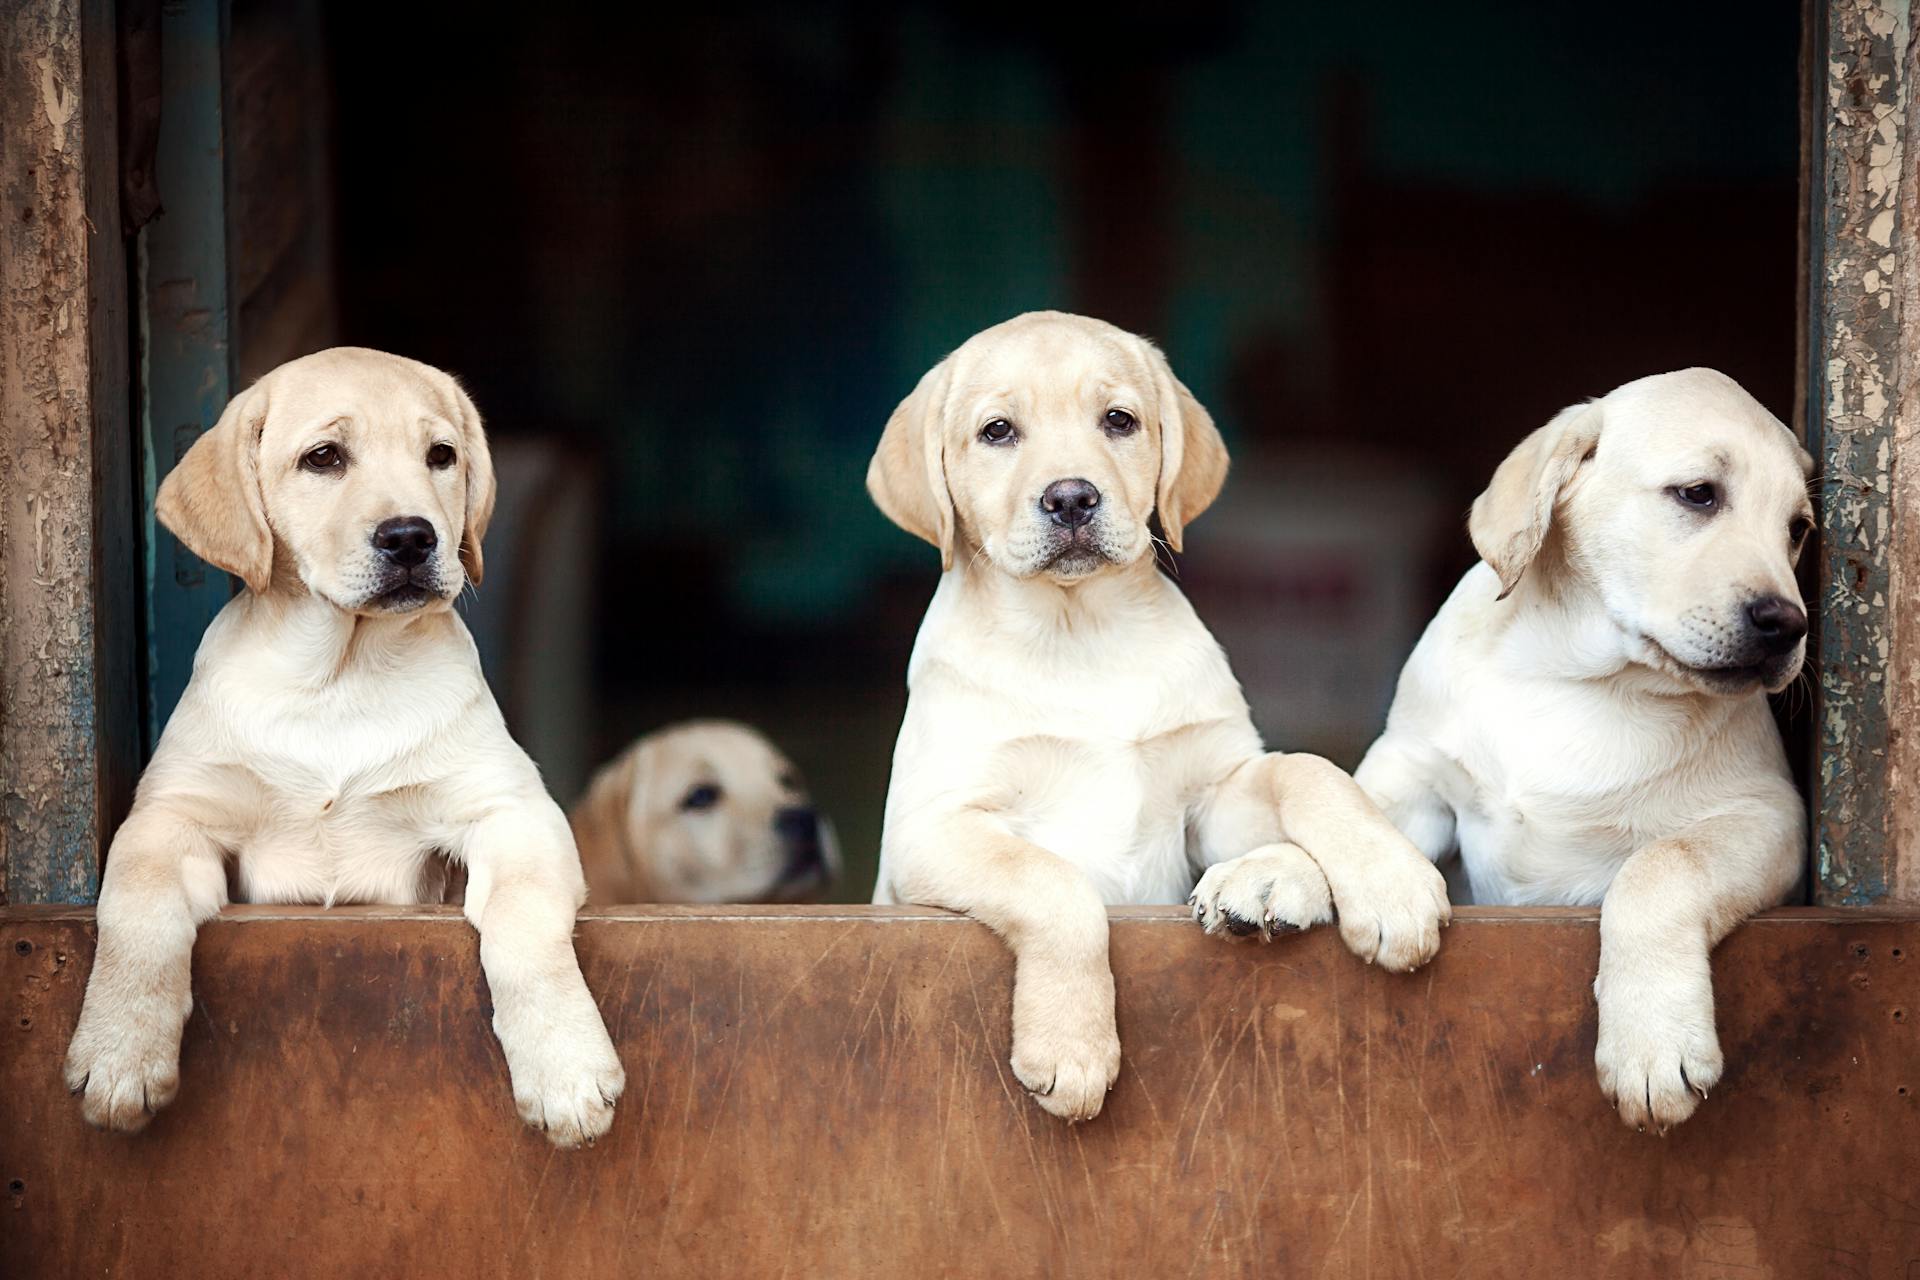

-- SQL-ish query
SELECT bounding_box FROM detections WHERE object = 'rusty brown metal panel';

[0,0,137,905]
[3,907,1916,1278]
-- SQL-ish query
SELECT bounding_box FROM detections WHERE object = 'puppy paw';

[494,996,627,1148]
[1328,842,1451,972]
[1010,962,1120,1123]
[1190,845,1334,940]
[1594,963,1722,1134]
[64,994,190,1133]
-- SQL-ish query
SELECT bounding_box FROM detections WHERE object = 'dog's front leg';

[463,806,625,1148]
[1594,802,1800,1133]
[1216,753,1450,971]
[889,810,1119,1121]
[65,807,228,1131]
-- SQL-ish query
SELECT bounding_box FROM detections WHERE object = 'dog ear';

[1470,400,1603,599]
[1147,343,1227,552]
[868,357,957,570]
[438,374,496,587]
[571,748,652,904]
[155,381,275,594]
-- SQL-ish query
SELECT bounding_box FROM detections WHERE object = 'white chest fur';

[146,596,512,905]
[882,568,1261,905]
[1382,565,1792,906]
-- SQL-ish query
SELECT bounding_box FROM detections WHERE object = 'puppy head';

[573,721,838,904]
[155,347,496,615]
[1471,368,1814,695]
[868,311,1227,579]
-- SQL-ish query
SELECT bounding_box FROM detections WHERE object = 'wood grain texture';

[3,906,1916,1278]
[0,0,136,905]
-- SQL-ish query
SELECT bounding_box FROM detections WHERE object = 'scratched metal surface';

[1812,0,1908,903]
[3,906,1917,1278]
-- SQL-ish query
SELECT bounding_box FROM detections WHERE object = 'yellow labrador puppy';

[1356,368,1813,1133]
[572,720,838,903]
[63,348,625,1147]
[869,311,1450,1122]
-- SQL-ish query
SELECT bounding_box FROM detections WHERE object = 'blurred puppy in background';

[572,720,837,903]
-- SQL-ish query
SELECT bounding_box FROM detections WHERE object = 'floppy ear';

[570,749,652,904]
[434,374,496,587]
[868,358,957,570]
[1147,343,1228,552]
[1469,400,1603,599]
[154,380,274,594]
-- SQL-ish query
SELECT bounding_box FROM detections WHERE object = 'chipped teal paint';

[7,603,108,905]
[1811,0,1908,905]
[140,0,235,752]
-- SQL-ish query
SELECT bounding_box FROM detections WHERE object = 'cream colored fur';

[63,348,624,1148]
[573,720,837,903]
[1356,367,1814,1132]
[870,311,1449,1122]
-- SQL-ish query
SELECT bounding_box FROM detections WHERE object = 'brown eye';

[980,419,1016,444]
[1674,482,1718,509]
[427,442,457,469]
[1789,515,1813,547]
[1104,409,1137,435]
[301,444,345,472]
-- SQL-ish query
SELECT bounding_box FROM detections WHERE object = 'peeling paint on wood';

[1813,0,1911,904]
[0,0,136,904]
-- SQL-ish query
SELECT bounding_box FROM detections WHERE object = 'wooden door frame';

[4,0,1919,904]
[1807,0,1920,904]
[0,0,139,904]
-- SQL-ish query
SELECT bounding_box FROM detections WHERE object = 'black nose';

[373,516,437,569]
[1041,478,1101,529]
[1745,595,1808,656]
[776,805,822,871]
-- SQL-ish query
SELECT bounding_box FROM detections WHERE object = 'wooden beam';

[5,907,1917,1275]
[1811,0,1910,903]
[0,0,137,905]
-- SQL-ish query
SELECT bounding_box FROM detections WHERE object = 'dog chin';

[1029,533,1132,580]
[1645,636,1801,696]
[339,578,452,616]
[1041,548,1112,579]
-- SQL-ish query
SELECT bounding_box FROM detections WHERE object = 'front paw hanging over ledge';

[492,986,627,1148]
[63,985,193,1133]
[1593,958,1723,1134]
[1010,956,1120,1122]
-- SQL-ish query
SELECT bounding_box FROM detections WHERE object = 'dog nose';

[373,516,437,569]
[1745,595,1808,655]
[776,805,823,870]
[1041,478,1101,529]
